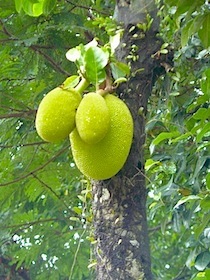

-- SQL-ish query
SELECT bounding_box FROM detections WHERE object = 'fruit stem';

[96,88,111,96]
[74,77,89,95]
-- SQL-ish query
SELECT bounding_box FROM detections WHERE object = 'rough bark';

[92,1,163,279]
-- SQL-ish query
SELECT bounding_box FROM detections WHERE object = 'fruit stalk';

[74,77,89,95]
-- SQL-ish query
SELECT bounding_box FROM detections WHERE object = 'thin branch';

[65,0,109,15]
[0,77,35,83]
[0,110,36,119]
[0,38,19,43]
[0,92,32,111]
[0,18,13,37]
[69,228,87,280]
[148,221,172,233]
[0,19,70,76]
[30,45,70,76]
[173,265,191,280]
[32,173,70,210]
[0,218,60,229]
[0,141,47,149]
[0,145,69,187]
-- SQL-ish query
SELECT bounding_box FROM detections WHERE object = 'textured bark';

[92,1,163,279]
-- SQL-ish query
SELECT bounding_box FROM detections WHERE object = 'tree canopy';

[0,0,209,279]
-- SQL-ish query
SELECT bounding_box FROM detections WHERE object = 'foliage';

[146,1,210,279]
[0,0,209,279]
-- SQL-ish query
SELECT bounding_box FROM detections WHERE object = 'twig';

[69,228,87,280]
[32,173,70,210]
[0,145,69,187]
[65,0,109,15]
[0,218,60,229]
[148,221,172,233]
[0,141,47,149]
[30,45,70,76]
[0,110,36,119]
[0,19,70,76]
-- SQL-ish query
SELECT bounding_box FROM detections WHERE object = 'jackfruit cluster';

[70,92,134,180]
[35,88,133,180]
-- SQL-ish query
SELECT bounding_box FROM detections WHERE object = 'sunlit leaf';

[84,46,109,84]
[150,131,180,154]
[110,61,130,80]
[66,47,81,62]
[174,195,201,209]
[198,14,210,49]
[43,0,56,15]
[62,75,80,89]
[14,0,23,13]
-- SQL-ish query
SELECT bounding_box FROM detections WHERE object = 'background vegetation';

[0,0,209,279]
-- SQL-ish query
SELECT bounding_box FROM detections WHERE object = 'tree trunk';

[92,1,163,279]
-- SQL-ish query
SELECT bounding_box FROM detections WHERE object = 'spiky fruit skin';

[35,87,81,143]
[76,92,110,144]
[70,94,133,180]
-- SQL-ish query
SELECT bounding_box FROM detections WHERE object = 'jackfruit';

[76,92,110,144]
[70,94,133,180]
[35,87,81,143]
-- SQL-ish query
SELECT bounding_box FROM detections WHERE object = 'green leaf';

[22,0,43,16]
[175,0,192,18]
[195,212,210,238]
[110,32,121,53]
[193,272,207,279]
[32,2,44,16]
[85,46,109,70]
[73,206,83,215]
[28,0,40,3]
[62,75,80,90]
[78,195,86,203]
[110,61,130,80]
[196,122,210,142]
[181,15,205,47]
[22,0,34,15]
[175,0,204,20]
[84,46,109,84]
[43,0,56,15]
[149,131,180,154]
[187,95,209,113]
[193,108,210,120]
[66,47,81,62]
[171,132,191,143]
[195,251,210,271]
[186,249,197,269]
[206,173,210,190]
[14,0,23,13]
[173,195,201,209]
[201,68,210,97]
[145,159,161,171]
[198,14,210,49]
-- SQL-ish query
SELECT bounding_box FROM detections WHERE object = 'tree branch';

[148,221,172,233]
[0,145,69,187]
[0,19,70,76]
[30,45,70,76]
[0,218,61,230]
[32,173,70,210]
[0,141,47,149]
[65,0,109,15]
[0,110,36,119]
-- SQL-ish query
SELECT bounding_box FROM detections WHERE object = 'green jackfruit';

[70,94,133,180]
[76,92,110,144]
[35,87,81,143]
